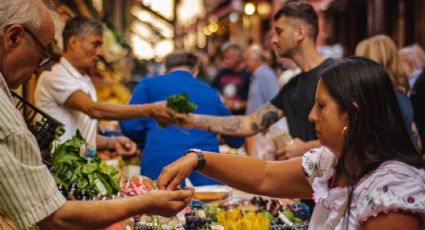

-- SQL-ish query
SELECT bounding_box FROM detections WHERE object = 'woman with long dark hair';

[157,57,425,229]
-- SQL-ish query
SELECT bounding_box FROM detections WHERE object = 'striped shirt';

[0,73,66,228]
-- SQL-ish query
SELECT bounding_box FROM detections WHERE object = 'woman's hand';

[157,153,198,190]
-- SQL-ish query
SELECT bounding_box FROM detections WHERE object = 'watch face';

[185,149,205,170]
[188,148,202,153]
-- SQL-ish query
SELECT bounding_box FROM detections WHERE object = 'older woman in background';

[356,35,421,150]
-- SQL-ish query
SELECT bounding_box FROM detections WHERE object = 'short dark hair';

[164,51,199,71]
[274,2,319,41]
[320,57,425,183]
[62,16,103,51]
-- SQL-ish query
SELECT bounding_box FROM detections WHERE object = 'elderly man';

[0,0,192,229]
[35,16,173,154]
[173,2,336,159]
[243,44,279,115]
[242,44,279,158]
[400,44,425,152]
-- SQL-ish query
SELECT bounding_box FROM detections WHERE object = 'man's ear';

[297,25,307,44]
[67,36,78,51]
[3,25,25,50]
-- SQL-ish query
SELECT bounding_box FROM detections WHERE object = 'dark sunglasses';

[23,27,53,67]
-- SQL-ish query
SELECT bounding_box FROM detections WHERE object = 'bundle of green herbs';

[166,93,197,113]
[51,130,120,198]
[158,94,197,127]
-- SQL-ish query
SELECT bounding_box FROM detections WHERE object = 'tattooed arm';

[180,103,284,136]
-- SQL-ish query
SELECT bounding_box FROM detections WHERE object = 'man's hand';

[157,153,198,191]
[275,138,308,160]
[111,136,137,156]
[173,113,196,128]
[141,189,194,217]
[148,101,176,126]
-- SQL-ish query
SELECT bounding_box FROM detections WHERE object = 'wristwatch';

[184,148,206,171]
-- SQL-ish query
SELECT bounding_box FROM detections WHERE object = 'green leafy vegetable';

[158,94,197,128]
[50,130,120,198]
[166,93,197,113]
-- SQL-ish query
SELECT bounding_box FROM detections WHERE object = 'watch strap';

[184,148,206,170]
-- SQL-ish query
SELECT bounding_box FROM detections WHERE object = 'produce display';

[51,131,121,199]
[200,196,311,230]
[46,130,311,230]
[216,209,270,230]
[119,175,155,196]
[182,210,213,230]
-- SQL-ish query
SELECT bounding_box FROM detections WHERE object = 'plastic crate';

[11,91,64,151]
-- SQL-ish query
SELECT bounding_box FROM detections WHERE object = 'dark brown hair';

[274,2,318,41]
[164,51,199,72]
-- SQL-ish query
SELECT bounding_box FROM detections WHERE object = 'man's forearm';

[192,114,253,136]
[39,196,149,229]
[190,103,284,137]
[65,90,158,120]
[87,102,153,120]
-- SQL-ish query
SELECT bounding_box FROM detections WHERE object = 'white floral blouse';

[302,147,425,230]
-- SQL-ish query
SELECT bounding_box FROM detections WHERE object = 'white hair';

[0,0,43,36]
[248,44,266,62]
[400,44,425,69]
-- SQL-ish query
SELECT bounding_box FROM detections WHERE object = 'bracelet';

[184,148,206,171]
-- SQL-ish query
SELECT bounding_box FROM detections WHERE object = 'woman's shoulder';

[353,161,425,224]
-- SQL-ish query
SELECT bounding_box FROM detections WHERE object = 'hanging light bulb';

[244,2,256,16]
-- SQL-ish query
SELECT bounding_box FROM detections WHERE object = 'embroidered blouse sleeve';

[301,147,336,184]
[355,161,425,224]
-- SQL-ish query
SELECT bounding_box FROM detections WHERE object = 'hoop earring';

[342,126,348,136]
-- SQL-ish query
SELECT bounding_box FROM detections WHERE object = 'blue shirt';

[395,90,418,147]
[409,68,423,89]
[246,64,279,114]
[120,70,244,185]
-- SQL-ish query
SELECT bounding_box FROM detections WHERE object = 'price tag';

[95,178,107,195]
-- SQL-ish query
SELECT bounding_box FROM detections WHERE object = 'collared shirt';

[409,68,423,89]
[246,64,279,114]
[35,57,98,146]
[0,72,66,228]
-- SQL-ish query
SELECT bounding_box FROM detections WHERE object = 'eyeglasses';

[23,27,53,67]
